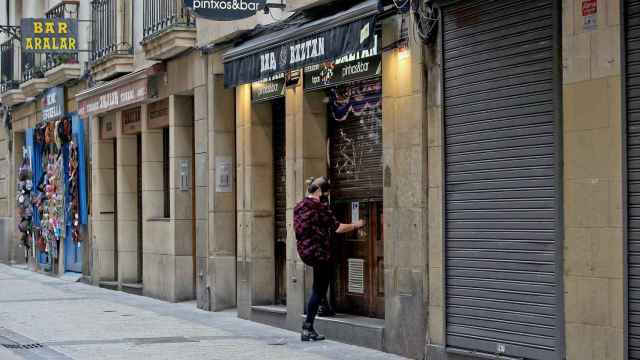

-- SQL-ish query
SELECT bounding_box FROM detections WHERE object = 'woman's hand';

[355,219,365,229]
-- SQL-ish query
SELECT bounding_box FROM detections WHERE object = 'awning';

[76,63,165,118]
[223,0,382,87]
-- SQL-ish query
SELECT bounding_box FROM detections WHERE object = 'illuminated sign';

[184,0,266,21]
[21,18,78,53]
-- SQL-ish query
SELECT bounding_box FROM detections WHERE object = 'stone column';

[169,94,195,301]
[562,1,623,358]
[115,112,139,285]
[205,70,237,312]
[236,84,275,319]
[381,16,428,359]
[141,104,168,298]
[284,78,327,330]
[0,119,10,264]
[91,114,117,284]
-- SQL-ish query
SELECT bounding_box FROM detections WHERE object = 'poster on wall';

[582,0,597,31]
[21,18,78,53]
[184,0,266,21]
[216,156,233,193]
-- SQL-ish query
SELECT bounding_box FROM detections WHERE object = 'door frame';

[437,0,565,358]
[622,0,630,358]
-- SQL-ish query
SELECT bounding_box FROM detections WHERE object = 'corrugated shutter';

[273,100,287,243]
[442,0,560,359]
[627,1,640,359]
[329,80,383,201]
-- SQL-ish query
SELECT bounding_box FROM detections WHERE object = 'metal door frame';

[622,0,630,359]
[437,0,565,358]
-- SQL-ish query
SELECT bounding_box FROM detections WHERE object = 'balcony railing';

[21,52,47,83]
[0,39,19,93]
[91,0,132,63]
[45,0,80,69]
[143,0,195,40]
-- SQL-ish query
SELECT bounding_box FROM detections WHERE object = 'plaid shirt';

[294,197,339,266]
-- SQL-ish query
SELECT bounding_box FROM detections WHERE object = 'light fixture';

[398,40,410,61]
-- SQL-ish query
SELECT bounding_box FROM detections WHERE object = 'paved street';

[0,264,407,360]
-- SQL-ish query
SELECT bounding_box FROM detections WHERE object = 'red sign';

[582,0,597,16]
[78,78,148,117]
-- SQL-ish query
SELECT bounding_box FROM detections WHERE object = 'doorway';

[328,80,384,318]
[272,98,287,305]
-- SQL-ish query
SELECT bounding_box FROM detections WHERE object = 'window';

[163,128,170,218]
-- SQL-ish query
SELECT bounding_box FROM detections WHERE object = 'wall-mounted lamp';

[398,40,410,61]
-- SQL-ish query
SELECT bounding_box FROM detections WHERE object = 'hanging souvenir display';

[15,147,33,263]
[31,115,75,262]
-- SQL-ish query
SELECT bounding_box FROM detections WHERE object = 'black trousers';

[305,262,332,325]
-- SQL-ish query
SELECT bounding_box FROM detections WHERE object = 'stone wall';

[562,0,623,358]
[380,15,429,360]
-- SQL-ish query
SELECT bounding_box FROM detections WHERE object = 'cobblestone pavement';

[0,264,408,360]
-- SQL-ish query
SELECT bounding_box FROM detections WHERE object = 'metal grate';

[347,258,365,294]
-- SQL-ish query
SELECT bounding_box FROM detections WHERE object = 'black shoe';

[301,322,326,342]
[317,306,336,317]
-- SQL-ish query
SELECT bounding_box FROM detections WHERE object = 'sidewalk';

[0,264,409,360]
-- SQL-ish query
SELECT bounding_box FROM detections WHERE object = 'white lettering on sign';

[335,34,379,65]
[290,37,325,65]
[260,52,277,73]
[193,0,260,11]
[78,80,148,117]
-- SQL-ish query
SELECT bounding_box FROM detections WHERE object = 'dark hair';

[307,176,330,194]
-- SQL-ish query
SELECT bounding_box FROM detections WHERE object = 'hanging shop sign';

[184,0,266,21]
[148,99,170,129]
[21,18,78,53]
[42,87,65,122]
[78,78,148,117]
[304,34,381,91]
[122,107,142,134]
[251,72,286,103]
[224,15,377,87]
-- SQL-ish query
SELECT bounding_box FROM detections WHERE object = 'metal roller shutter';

[273,100,287,244]
[626,1,640,359]
[442,0,561,359]
[329,80,383,201]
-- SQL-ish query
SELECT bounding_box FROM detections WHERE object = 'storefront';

[77,68,155,291]
[437,0,563,358]
[223,0,400,347]
[17,86,89,274]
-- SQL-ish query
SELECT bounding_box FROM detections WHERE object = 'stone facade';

[562,0,623,359]
[0,0,635,359]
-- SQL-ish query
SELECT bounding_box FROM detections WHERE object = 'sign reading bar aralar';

[42,87,65,122]
[21,18,78,53]
[184,0,266,21]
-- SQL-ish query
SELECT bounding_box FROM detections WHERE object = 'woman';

[293,176,365,341]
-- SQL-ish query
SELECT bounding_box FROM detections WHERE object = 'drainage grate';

[2,343,44,350]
